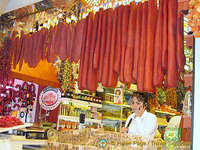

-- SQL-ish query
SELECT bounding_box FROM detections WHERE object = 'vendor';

[121,93,157,139]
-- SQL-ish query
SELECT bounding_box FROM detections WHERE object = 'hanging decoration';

[186,0,200,37]
[146,92,157,109]
[0,81,36,115]
[0,37,11,82]
[165,88,177,109]
[176,81,187,112]
[59,59,73,92]
[72,60,80,80]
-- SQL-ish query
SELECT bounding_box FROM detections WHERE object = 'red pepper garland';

[0,38,12,82]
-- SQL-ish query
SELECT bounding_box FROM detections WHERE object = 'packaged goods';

[164,127,181,141]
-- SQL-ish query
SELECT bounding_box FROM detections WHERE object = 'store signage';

[114,88,123,104]
[39,87,61,110]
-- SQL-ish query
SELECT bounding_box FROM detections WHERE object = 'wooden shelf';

[58,115,102,124]
[155,110,176,116]
[61,98,102,108]
[103,116,126,122]
[102,101,131,108]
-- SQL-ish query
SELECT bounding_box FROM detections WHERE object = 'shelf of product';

[58,115,102,124]
[62,98,102,108]
[57,100,102,130]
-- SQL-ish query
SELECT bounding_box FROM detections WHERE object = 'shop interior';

[0,0,195,149]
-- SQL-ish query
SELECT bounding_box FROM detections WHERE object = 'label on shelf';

[79,114,85,124]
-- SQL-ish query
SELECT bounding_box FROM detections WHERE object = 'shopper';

[121,93,157,139]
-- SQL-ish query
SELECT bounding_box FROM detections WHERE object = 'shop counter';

[0,134,48,150]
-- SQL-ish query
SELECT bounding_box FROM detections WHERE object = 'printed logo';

[98,139,107,148]
[39,87,61,110]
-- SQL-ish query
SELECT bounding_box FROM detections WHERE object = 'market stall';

[0,0,195,149]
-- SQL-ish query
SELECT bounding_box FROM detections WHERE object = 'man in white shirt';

[121,93,157,139]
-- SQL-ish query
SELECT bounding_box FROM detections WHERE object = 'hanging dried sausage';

[114,5,124,74]
[167,0,178,88]
[102,8,113,87]
[98,9,108,82]
[162,0,168,73]
[78,16,88,90]
[153,0,164,87]
[58,23,68,61]
[93,8,104,70]
[87,11,99,91]
[177,11,185,72]
[137,2,148,92]
[144,0,157,92]
[108,6,119,87]
[124,2,137,83]
[132,3,142,82]
[72,19,86,63]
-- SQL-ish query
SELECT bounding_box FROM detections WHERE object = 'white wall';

[4,0,42,13]
[193,38,200,149]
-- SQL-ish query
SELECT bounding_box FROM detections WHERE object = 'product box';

[164,127,181,141]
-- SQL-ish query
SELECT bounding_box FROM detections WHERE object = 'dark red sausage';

[78,17,88,90]
[162,0,168,73]
[55,22,63,56]
[41,28,48,60]
[137,2,148,92]
[32,32,39,68]
[132,3,142,83]
[72,19,85,63]
[153,0,164,87]
[144,0,157,92]
[108,6,119,87]
[177,11,185,72]
[82,12,94,90]
[23,34,28,63]
[119,5,130,83]
[27,33,33,67]
[114,5,124,74]
[167,0,178,88]
[87,11,99,91]
[68,23,76,63]
[66,23,72,59]
[17,30,25,66]
[35,29,44,65]
[93,8,104,70]
[98,9,108,82]
[24,33,31,63]
[19,32,27,71]
[102,8,113,87]
[47,25,57,63]
[124,2,137,83]
[28,33,34,67]
[58,23,68,61]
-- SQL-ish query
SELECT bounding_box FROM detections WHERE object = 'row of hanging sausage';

[10,19,85,70]
[9,0,185,93]
[78,0,185,92]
